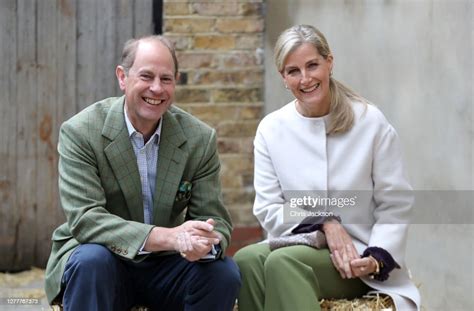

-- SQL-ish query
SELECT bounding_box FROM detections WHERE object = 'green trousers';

[234,243,370,311]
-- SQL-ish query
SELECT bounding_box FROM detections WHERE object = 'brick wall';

[163,0,265,253]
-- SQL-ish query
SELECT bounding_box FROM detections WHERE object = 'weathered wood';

[115,0,134,95]
[15,0,39,270]
[76,0,99,111]
[36,0,60,268]
[56,0,77,122]
[134,0,154,37]
[0,0,154,271]
[49,0,76,266]
[96,0,119,98]
[0,0,19,270]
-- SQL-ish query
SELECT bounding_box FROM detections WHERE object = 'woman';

[234,25,420,311]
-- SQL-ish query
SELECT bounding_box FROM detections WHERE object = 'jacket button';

[117,248,122,254]
[123,250,128,255]
[111,246,116,252]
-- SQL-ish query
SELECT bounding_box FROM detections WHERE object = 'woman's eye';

[308,63,318,69]
[287,69,298,75]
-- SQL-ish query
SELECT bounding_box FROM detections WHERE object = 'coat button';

[123,250,128,255]
[111,246,116,252]
[117,248,122,254]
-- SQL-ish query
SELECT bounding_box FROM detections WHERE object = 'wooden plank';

[15,0,38,270]
[0,0,18,270]
[134,0,154,37]
[76,0,98,111]
[0,0,155,270]
[96,0,118,99]
[36,0,59,268]
[38,0,77,266]
[56,0,77,122]
[115,0,134,95]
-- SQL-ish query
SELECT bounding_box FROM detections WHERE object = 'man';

[44,35,241,311]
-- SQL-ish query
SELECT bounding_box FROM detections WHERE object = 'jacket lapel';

[102,97,144,222]
[152,108,188,227]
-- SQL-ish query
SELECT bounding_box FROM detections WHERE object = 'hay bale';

[0,267,48,308]
[0,267,44,288]
[320,293,395,311]
[1,269,396,311]
[0,267,46,300]
[233,294,395,311]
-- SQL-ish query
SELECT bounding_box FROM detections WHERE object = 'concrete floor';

[0,268,51,310]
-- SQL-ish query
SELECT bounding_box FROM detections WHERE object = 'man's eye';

[141,75,152,80]
[161,77,173,84]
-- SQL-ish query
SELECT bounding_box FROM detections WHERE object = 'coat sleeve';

[253,125,306,238]
[368,124,414,267]
[185,128,233,256]
[58,120,153,261]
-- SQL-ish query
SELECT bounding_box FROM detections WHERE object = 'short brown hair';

[120,35,179,76]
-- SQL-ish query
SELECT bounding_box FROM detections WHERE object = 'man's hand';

[144,218,222,261]
[176,231,213,261]
[176,219,222,261]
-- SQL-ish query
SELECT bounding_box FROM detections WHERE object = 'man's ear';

[175,72,180,84]
[116,66,126,91]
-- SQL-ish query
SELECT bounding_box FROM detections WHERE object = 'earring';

[284,83,288,89]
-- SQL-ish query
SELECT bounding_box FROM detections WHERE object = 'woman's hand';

[323,221,360,278]
[350,256,378,277]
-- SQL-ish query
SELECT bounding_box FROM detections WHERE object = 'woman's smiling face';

[282,43,333,117]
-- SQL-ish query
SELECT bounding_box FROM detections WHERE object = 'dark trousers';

[61,244,241,311]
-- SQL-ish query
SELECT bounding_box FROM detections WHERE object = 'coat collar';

[102,96,188,224]
[101,97,187,148]
[152,106,188,226]
[102,97,127,141]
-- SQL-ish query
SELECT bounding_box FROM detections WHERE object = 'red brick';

[239,3,263,16]
[217,120,259,137]
[189,70,263,86]
[235,34,264,50]
[212,88,263,103]
[192,2,239,16]
[221,52,262,67]
[177,52,217,69]
[238,105,263,119]
[164,3,190,15]
[227,226,263,256]
[232,226,262,241]
[174,88,210,103]
[215,18,264,33]
[164,18,215,33]
[193,35,236,50]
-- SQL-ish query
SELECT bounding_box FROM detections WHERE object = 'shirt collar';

[124,104,162,144]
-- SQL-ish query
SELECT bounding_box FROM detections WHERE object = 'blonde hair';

[275,25,369,134]
[120,35,179,76]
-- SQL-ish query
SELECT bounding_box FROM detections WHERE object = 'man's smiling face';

[116,39,177,135]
